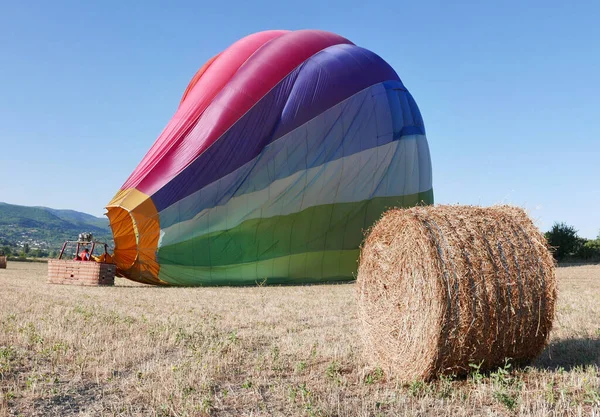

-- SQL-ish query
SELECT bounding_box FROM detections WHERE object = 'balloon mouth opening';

[106,189,163,285]
[106,206,138,272]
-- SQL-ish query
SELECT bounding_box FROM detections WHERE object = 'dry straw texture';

[1,262,598,415]
[0,256,6,269]
[357,205,557,382]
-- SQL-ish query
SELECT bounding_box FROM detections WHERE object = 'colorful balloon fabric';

[106,29,433,286]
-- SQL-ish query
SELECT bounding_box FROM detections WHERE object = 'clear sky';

[0,0,598,238]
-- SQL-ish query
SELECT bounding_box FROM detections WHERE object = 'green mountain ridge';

[0,202,112,254]
[43,207,109,229]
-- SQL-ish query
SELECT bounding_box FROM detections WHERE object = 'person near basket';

[78,248,91,261]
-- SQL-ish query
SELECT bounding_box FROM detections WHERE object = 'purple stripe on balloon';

[274,44,401,139]
[151,44,402,212]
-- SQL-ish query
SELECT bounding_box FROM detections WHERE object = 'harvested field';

[0,262,599,416]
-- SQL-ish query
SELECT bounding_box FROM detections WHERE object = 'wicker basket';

[47,259,115,286]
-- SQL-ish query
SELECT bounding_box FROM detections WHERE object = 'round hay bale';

[356,205,556,381]
[0,256,6,269]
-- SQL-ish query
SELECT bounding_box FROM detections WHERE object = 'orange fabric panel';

[130,196,161,281]
[106,188,164,285]
[93,253,114,264]
[106,206,137,269]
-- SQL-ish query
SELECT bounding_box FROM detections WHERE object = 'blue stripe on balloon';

[158,135,431,247]
[150,44,411,212]
[158,80,425,229]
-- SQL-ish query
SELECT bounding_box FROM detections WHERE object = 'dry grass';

[357,205,556,381]
[0,262,598,416]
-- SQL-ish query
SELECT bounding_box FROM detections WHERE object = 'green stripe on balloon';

[157,189,433,269]
[158,249,360,286]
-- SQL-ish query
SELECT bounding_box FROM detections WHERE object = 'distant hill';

[43,207,109,229]
[0,202,112,253]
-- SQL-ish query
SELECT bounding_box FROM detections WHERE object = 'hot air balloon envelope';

[106,30,433,286]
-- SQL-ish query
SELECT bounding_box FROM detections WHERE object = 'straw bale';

[0,256,6,269]
[356,205,556,381]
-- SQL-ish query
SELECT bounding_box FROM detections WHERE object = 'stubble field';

[0,262,599,416]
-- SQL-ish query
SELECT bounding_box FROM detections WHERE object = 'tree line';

[545,223,600,262]
[0,244,56,259]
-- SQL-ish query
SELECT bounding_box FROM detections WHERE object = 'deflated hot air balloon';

[106,29,433,286]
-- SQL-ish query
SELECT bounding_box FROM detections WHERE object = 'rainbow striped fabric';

[106,30,433,286]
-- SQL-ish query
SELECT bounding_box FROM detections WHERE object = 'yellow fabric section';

[108,188,152,209]
[106,188,164,285]
[93,253,114,264]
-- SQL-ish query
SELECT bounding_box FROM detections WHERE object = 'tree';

[23,243,30,255]
[578,239,600,260]
[0,246,10,256]
[544,222,583,261]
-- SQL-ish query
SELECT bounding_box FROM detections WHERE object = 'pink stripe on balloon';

[125,30,353,197]
[122,30,289,191]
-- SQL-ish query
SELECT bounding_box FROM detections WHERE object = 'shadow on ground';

[532,337,600,371]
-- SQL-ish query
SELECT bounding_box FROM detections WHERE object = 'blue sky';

[0,0,598,238]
